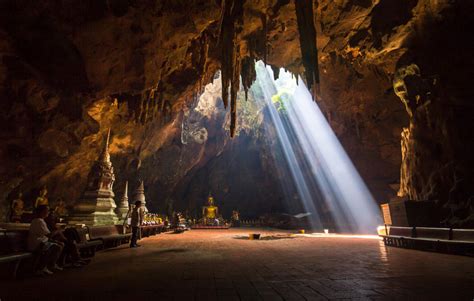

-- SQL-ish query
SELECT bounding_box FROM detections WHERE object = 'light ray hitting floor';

[251,61,381,234]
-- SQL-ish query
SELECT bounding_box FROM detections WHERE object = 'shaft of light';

[255,63,322,230]
[253,61,381,233]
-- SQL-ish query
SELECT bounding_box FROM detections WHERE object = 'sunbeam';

[252,61,381,233]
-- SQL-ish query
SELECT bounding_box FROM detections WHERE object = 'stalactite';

[260,13,268,64]
[295,0,319,96]
[241,56,256,101]
[160,93,166,112]
[152,90,159,119]
[143,93,150,123]
[137,94,145,123]
[218,0,245,137]
[219,0,232,110]
[191,31,210,78]
[271,65,280,80]
[229,44,241,137]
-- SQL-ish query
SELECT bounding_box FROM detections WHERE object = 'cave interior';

[1,0,474,230]
[2,1,474,300]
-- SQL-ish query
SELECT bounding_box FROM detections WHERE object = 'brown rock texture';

[0,0,473,226]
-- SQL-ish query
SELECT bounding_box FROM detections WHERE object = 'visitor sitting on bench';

[45,212,87,267]
[130,201,144,248]
[27,205,64,275]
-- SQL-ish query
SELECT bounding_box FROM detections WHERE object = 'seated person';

[44,213,86,267]
[27,205,64,275]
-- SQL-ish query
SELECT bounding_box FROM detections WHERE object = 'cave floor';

[1,228,474,300]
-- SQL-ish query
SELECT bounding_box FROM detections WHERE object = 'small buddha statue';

[53,197,68,218]
[35,186,49,208]
[11,192,25,222]
[232,210,239,221]
[202,195,218,223]
[231,210,240,227]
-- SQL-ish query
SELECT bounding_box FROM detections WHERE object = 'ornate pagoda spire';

[99,128,111,163]
[115,181,130,220]
[123,180,128,199]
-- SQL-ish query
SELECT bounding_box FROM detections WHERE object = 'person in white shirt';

[130,201,144,248]
[27,205,63,275]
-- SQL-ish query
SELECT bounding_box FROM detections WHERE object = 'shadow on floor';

[149,248,189,255]
[233,235,296,240]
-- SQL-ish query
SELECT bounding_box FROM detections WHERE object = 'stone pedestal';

[69,130,119,226]
[68,190,119,225]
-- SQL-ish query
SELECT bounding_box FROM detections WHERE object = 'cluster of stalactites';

[218,0,319,137]
[218,0,246,137]
[191,31,211,95]
[295,0,319,96]
[136,82,170,124]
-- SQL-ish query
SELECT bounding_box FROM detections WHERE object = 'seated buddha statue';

[53,197,68,217]
[11,192,24,222]
[35,186,49,208]
[202,196,218,224]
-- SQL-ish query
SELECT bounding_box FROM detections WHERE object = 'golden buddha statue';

[191,195,229,228]
[35,186,49,208]
[53,197,68,217]
[202,195,218,221]
[11,192,24,222]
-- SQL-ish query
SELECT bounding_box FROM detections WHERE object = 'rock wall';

[392,1,474,227]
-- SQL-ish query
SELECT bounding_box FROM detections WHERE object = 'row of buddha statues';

[9,180,146,224]
[10,187,67,223]
[10,185,240,227]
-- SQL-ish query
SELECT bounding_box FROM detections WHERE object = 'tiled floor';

[1,228,473,300]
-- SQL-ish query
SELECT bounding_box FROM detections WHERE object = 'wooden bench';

[452,229,474,242]
[446,229,474,256]
[381,226,415,248]
[410,227,452,252]
[388,226,414,237]
[88,226,131,249]
[0,230,34,278]
[414,227,450,240]
[381,226,474,256]
[67,227,102,257]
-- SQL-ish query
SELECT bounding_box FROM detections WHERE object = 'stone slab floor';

[1,228,473,300]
